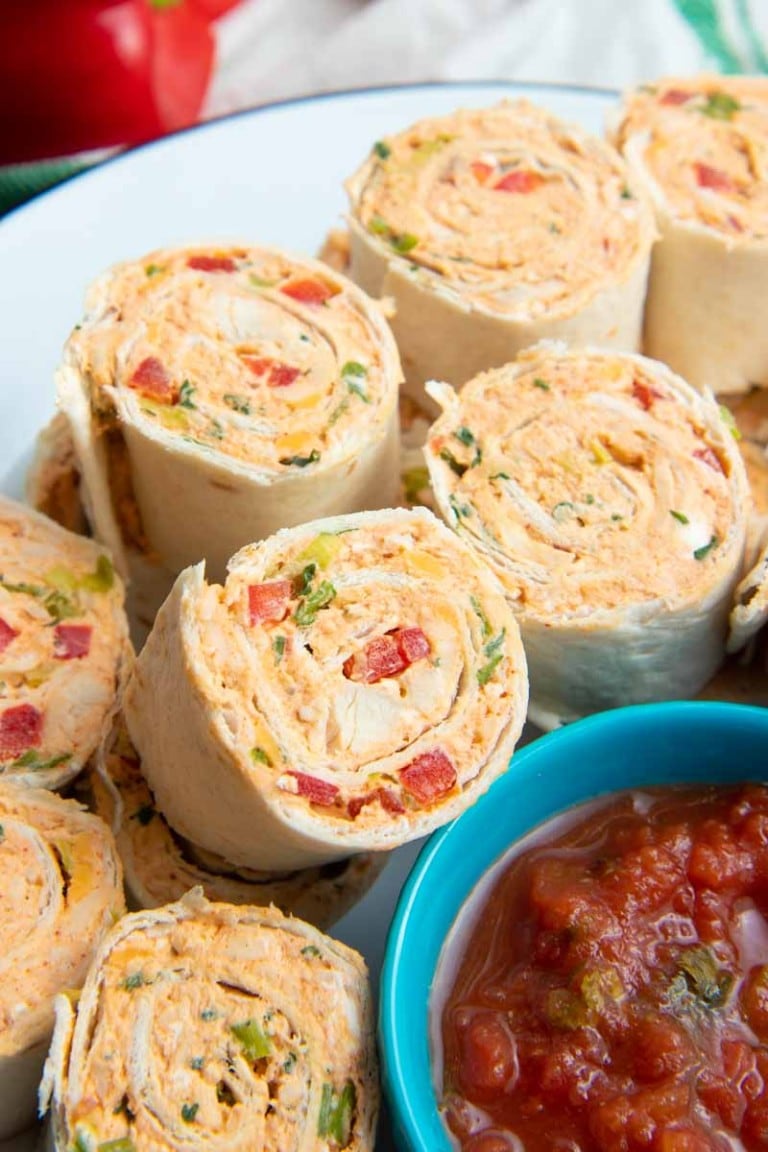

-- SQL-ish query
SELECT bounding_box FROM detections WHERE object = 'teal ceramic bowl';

[380,701,768,1151]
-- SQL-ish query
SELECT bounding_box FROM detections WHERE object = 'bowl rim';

[380,699,768,1152]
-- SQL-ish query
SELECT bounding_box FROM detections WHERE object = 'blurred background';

[0,0,767,212]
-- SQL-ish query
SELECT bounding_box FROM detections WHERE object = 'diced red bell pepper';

[660,89,691,106]
[397,627,431,664]
[695,163,736,194]
[53,624,92,660]
[694,446,724,474]
[344,626,430,684]
[287,771,339,807]
[240,356,301,388]
[400,748,457,804]
[129,356,174,402]
[632,379,664,410]
[0,703,43,758]
[187,255,238,273]
[348,787,405,819]
[280,279,338,306]
[495,170,543,194]
[268,363,301,388]
[247,580,292,626]
[470,161,494,184]
[0,617,19,654]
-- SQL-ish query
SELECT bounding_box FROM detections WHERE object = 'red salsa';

[438,785,768,1152]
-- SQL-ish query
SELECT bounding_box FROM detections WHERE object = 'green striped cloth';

[674,0,768,72]
[0,158,88,217]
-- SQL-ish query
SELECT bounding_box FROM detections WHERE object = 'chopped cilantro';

[250,746,272,766]
[178,380,196,409]
[670,510,689,525]
[121,972,146,991]
[301,944,321,957]
[145,264,163,277]
[477,630,505,686]
[676,945,733,1007]
[700,91,741,121]
[448,494,472,520]
[207,419,224,440]
[224,393,251,415]
[373,140,391,159]
[283,1052,297,1072]
[620,186,633,199]
[181,1103,199,1124]
[280,449,321,468]
[190,1056,204,1071]
[292,563,317,598]
[439,448,468,478]
[294,581,336,627]
[98,1139,136,1152]
[0,578,43,596]
[532,377,550,390]
[10,750,71,773]
[694,535,718,561]
[201,1008,218,1021]
[272,635,286,663]
[469,595,492,640]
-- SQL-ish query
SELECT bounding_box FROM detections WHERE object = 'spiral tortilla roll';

[56,244,402,618]
[0,496,130,789]
[41,890,377,1152]
[423,344,750,728]
[0,782,123,1139]
[26,413,88,537]
[86,716,387,925]
[345,101,655,407]
[123,507,527,870]
[728,534,768,654]
[612,75,768,395]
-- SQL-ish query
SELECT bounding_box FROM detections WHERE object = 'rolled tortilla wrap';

[423,344,749,728]
[26,412,88,536]
[123,507,528,870]
[0,496,130,789]
[346,101,655,407]
[40,890,377,1152]
[728,532,768,654]
[0,782,123,1139]
[86,716,387,925]
[612,75,768,395]
[56,243,402,618]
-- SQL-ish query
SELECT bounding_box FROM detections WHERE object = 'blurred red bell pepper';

[0,0,242,165]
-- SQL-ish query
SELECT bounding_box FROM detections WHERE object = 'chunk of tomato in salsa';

[440,785,768,1152]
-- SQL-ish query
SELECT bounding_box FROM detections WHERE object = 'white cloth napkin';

[206,0,768,116]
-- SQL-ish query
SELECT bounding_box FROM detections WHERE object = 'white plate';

[0,80,613,1151]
